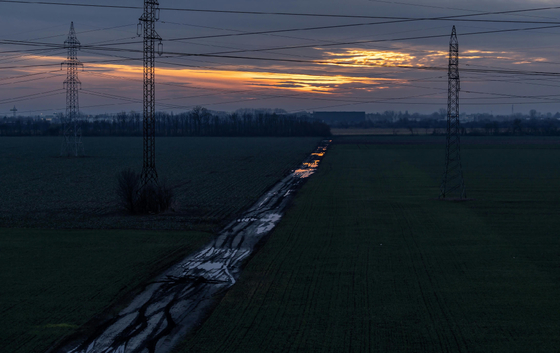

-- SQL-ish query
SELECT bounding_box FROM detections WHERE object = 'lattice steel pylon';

[138,0,162,188]
[440,26,466,199]
[61,22,84,157]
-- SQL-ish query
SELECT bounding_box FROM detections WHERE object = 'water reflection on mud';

[61,140,330,353]
[293,142,329,180]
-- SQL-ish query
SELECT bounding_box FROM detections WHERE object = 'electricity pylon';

[440,26,466,199]
[138,0,163,188]
[61,22,84,157]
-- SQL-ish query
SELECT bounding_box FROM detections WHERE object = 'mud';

[58,140,330,353]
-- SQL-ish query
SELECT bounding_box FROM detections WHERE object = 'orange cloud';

[320,49,448,68]
[154,67,404,94]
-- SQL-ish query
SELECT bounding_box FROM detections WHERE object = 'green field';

[0,228,211,353]
[0,136,321,353]
[177,136,560,352]
[0,136,320,230]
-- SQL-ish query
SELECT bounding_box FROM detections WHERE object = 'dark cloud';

[0,0,559,115]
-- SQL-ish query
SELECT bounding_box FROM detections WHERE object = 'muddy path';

[57,140,330,353]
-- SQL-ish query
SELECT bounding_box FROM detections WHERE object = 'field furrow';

[176,136,560,353]
[0,137,319,231]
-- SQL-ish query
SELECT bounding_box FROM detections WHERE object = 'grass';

[0,136,320,231]
[0,136,321,353]
[0,228,212,353]
[176,135,560,353]
[0,137,319,353]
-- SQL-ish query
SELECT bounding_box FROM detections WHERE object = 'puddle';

[293,169,316,179]
[255,213,282,235]
[61,139,331,353]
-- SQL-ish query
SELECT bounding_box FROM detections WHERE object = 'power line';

[1,44,559,81]
[7,18,559,50]
[157,19,560,45]
[464,90,560,101]
[78,69,453,112]
[52,24,560,56]
[1,0,560,21]
[0,49,65,64]
[8,16,555,51]
[2,3,560,113]
[23,23,136,43]
[0,72,64,86]
[0,70,60,82]
[4,23,560,73]
[0,88,64,105]
[0,46,65,55]
[0,0,142,10]
[161,53,560,78]
[0,57,140,70]
[191,24,560,56]
[1,10,560,61]
[368,0,558,20]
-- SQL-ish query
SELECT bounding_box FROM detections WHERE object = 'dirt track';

[58,140,330,353]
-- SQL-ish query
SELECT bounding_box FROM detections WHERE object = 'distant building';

[313,111,366,125]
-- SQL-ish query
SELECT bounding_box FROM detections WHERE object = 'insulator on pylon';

[137,22,142,36]
[158,41,163,56]
[155,8,160,21]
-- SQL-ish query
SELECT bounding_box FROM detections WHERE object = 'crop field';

[0,136,321,353]
[177,135,560,353]
[0,136,320,231]
[0,228,211,353]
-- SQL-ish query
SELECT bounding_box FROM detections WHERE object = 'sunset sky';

[1,0,560,116]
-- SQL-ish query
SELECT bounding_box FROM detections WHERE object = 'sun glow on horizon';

[8,44,554,114]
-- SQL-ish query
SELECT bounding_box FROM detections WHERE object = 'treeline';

[344,117,560,136]
[331,110,560,136]
[364,109,560,124]
[0,107,331,137]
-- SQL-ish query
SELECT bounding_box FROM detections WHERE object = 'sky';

[1,0,560,116]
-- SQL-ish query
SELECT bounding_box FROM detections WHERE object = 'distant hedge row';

[0,108,331,137]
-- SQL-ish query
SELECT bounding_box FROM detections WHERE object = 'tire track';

[392,201,468,352]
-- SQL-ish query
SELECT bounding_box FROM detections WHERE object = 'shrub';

[116,168,140,213]
[135,180,175,214]
[116,168,174,214]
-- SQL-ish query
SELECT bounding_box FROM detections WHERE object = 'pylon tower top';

[449,26,459,84]
[65,22,80,49]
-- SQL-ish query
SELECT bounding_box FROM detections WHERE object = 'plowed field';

[178,136,560,353]
[0,136,320,231]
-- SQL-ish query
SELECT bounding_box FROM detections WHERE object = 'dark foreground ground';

[176,135,560,353]
[0,229,211,353]
[58,142,330,353]
[0,137,320,353]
